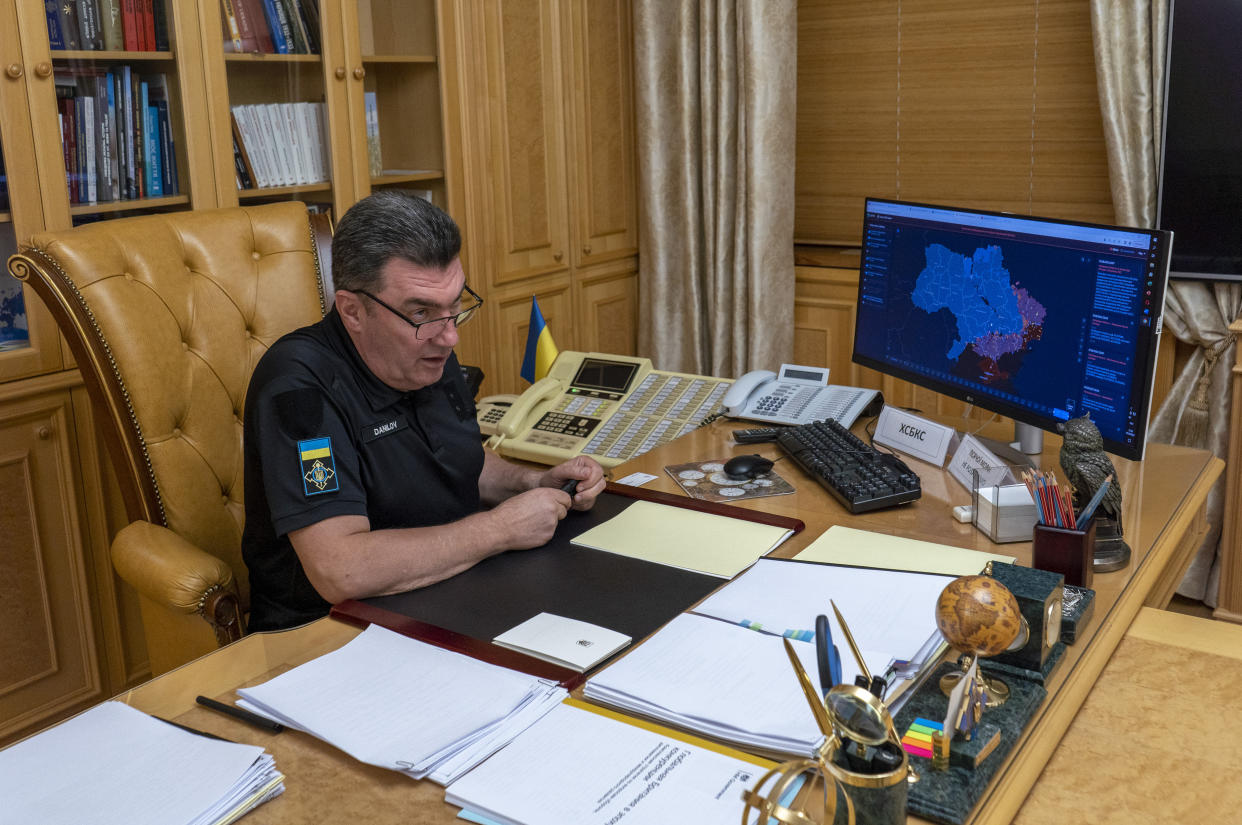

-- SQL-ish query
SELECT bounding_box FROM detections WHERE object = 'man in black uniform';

[242,192,606,631]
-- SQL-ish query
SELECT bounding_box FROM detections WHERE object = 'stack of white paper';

[584,612,837,756]
[446,702,773,825]
[690,558,952,709]
[236,624,567,785]
[0,701,284,825]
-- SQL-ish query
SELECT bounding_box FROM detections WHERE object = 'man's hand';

[486,487,573,549]
[539,455,606,511]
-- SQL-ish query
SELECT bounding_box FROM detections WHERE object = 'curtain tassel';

[1175,336,1234,449]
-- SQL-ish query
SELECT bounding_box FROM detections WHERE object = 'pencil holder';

[1032,520,1096,588]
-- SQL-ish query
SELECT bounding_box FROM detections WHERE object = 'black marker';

[196,695,285,734]
[560,479,580,496]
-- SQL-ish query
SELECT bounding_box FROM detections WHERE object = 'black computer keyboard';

[776,419,921,513]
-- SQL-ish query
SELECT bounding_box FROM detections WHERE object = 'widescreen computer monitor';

[853,198,1172,461]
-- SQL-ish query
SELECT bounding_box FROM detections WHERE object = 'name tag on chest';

[361,416,409,443]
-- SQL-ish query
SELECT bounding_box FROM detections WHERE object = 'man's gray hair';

[331,191,462,293]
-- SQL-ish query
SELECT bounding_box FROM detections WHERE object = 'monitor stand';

[972,422,1044,471]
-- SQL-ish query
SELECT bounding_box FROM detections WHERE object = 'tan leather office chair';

[8,202,333,674]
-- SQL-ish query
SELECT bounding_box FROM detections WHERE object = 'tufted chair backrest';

[9,202,330,617]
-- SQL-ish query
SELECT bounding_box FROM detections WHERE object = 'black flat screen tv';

[1157,0,1242,281]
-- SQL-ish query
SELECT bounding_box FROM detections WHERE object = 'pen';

[830,599,871,683]
[1074,474,1113,530]
[155,714,233,742]
[196,695,285,734]
[560,479,580,496]
[814,614,843,695]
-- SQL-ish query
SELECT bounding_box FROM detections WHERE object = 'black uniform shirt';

[242,308,483,631]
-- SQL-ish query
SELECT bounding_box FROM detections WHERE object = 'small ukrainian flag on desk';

[520,296,558,383]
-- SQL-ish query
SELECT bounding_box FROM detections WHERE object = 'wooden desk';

[111,421,1221,825]
[1014,607,1242,823]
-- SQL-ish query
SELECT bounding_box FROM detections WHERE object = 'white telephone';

[477,394,519,437]
[722,363,881,427]
[485,351,732,468]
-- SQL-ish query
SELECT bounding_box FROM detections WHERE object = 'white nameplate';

[948,434,1015,491]
[873,406,956,465]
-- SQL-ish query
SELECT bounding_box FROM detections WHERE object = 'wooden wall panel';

[573,260,638,359]
[0,391,102,746]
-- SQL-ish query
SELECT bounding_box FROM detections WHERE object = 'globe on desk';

[935,575,1025,708]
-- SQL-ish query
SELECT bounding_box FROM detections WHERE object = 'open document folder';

[570,499,794,577]
[0,701,283,825]
[446,700,779,825]
[236,624,566,785]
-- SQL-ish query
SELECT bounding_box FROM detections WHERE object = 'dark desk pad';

[330,484,804,683]
[357,493,726,643]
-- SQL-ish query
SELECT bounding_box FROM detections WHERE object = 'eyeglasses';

[355,284,484,340]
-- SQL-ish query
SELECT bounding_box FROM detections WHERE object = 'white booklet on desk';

[493,612,631,672]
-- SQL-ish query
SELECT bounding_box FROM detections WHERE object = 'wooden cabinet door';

[479,0,570,286]
[0,0,63,382]
[563,0,637,269]
[0,386,102,746]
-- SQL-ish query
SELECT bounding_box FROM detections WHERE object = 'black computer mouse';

[723,454,774,480]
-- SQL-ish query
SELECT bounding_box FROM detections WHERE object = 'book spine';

[45,0,65,50]
[119,66,135,198]
[219,0,244,52]
[73,97,87,202]
[232,106,263,187]
[236,0,273,53]
[130,71,144,196]
[145,97,163,197]
[94,75,112,202]
[83,94,97,203]
[259,0,289,54]
[280,0,309,54]
[151,0,168,51]
[155,98,173,193]
[141,0,156,51]
[105,71,121,201]
[230,112,255,188]
[59,100,76,203]
[232,134,252,189]
[76,0,102,51]
[121,0,139,50]
[99,0,123,50]
[60,1,82,50]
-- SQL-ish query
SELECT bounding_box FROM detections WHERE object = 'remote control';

[732,427,783,444]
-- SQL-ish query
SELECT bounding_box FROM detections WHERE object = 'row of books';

[56,67,179,205]
[220,0,321,55]
[46,0,170,52]
[231,103,329,190]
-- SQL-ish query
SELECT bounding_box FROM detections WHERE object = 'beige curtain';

[1091,0,1237,604]
[632,0,797,377]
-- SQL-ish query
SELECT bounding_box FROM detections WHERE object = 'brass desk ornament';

[740,639,912,825]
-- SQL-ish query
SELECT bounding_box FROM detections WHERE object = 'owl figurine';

[1058,414,1130,571]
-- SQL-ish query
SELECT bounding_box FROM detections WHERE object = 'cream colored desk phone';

[482,352,732,468]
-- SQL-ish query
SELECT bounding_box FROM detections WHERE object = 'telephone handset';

[722,363,882,428]
[485,351,732,468]
[477,394,519,437]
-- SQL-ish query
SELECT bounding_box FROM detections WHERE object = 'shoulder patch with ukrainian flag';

[298,436,339,496]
